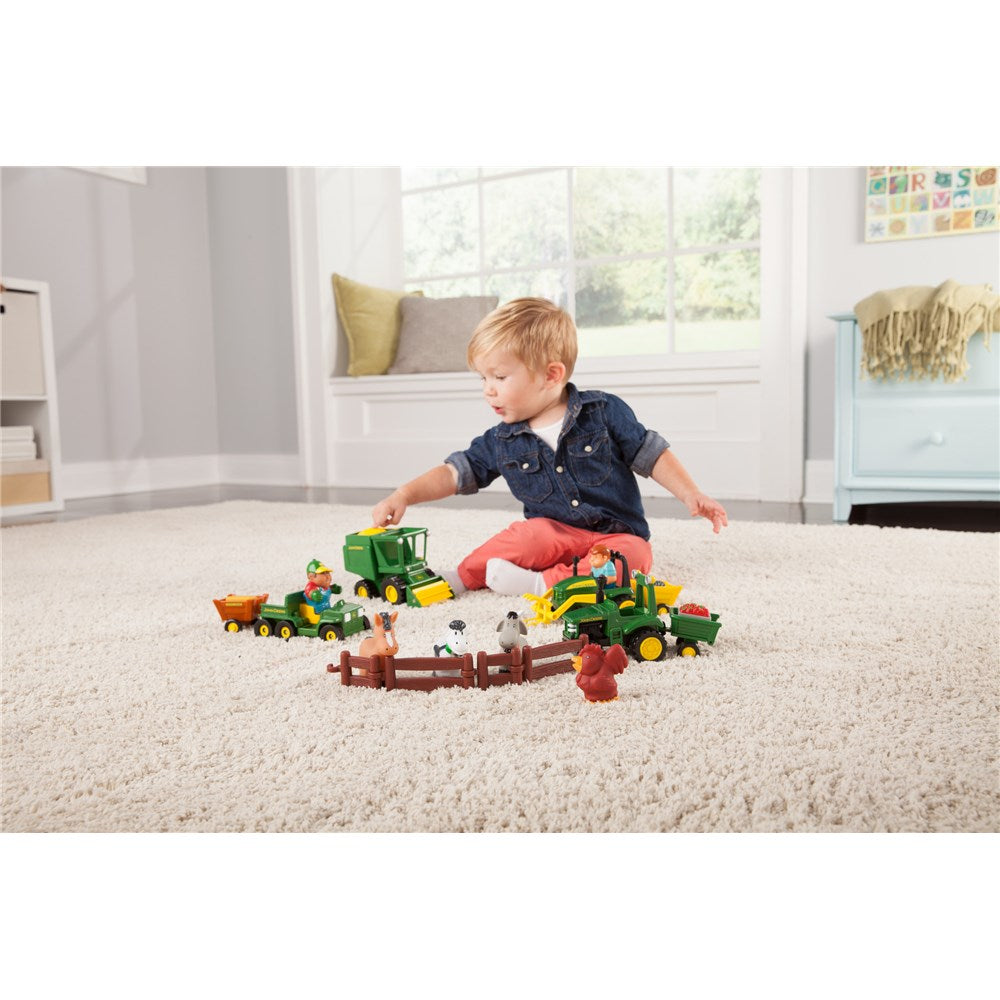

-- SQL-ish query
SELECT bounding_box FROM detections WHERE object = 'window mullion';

[477,169,486,296]
[566,168,575,319]
[667,167,675,355]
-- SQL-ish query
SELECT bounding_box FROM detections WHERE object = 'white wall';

[805,167,999,462]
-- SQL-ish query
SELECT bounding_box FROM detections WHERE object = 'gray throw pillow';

[388,295,499,374]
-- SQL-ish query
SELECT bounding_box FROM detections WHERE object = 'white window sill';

[329,350,761,391]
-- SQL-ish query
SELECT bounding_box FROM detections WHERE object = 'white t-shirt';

[531,417,564,453]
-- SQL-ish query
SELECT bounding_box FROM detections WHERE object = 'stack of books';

[1,425,38,461]
[0,425,50,506]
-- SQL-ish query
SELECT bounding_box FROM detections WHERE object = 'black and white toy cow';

[433,620,469,658]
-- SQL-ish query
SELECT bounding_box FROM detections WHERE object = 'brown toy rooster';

[572,642,628,703]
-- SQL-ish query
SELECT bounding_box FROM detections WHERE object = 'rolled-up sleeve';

[604,394,670,478]
[445,429,500,495]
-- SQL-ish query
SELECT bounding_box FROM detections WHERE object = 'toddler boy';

[371,298,727,596]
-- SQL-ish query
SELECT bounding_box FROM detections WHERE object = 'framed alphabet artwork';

[864,166,998,242]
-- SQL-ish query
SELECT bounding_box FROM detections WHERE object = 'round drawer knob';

[929,431,945,446]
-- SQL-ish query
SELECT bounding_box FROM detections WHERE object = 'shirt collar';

[495,382,583,439]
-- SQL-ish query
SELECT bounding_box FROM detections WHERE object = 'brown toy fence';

[328,637,585,693]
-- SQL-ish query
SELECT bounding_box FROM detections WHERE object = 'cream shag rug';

[2,500,998,833]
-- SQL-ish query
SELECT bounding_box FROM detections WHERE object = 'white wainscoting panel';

[327,363,762,500]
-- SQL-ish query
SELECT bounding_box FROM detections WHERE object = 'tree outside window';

[401,167,761,357]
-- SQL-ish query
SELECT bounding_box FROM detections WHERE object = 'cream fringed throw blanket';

[854,279,1000,382]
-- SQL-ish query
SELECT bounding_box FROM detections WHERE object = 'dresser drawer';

[854,398,1000,478]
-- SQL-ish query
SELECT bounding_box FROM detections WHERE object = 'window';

[401,167,761,359]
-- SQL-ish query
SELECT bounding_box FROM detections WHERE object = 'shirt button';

[555,466,564,473]
[521,463,529,469]
[571,499,579,507]
[584,445,592,452]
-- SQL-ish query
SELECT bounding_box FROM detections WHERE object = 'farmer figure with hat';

[304,558,340,613]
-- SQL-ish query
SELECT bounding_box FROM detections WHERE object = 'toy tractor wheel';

[362,615,372,630]
[630,628,667,662]
[678,641,700,657]
[381,576,407,605]
[319,623,344,642]
[354,578,378,599]
[254,619,273,638]
[611,594,635,609]
[276,620,298,640]
[223,620,242,633]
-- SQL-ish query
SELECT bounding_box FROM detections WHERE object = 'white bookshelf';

[1,277,64,517]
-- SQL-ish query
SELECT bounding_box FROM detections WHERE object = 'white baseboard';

[804,459,834,504]
[61,453,302,499]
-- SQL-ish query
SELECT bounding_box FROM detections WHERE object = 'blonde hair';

[467,298,578,378]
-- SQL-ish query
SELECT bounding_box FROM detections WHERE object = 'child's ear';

[544,361,567,387]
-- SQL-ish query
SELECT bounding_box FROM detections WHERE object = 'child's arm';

[650,449,728,533]
[371,464,458,526]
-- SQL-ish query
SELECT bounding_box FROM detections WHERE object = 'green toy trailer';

[253,591,371,641]
[342,527,454,608]
[665,606,723,657]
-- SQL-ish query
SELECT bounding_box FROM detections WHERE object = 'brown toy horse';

[359,609,399,659]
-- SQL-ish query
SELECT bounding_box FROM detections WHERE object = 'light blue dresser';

[833,313,1000,521]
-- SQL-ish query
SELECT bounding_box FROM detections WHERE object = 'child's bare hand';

[686,492,728,534]
[372,491,407,527]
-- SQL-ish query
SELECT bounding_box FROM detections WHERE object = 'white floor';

[1,484,836,527]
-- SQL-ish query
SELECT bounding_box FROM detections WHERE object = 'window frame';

[400,166,764,372]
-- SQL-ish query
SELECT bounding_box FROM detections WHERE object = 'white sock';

[485,558,546,597]
[439,568,467,596]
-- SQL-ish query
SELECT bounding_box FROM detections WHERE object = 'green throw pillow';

[332,274,423,376]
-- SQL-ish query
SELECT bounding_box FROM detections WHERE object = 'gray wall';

[806,167,999,462]
[1,166,298,464]
[2,166,219,462]
[207,167,297,454]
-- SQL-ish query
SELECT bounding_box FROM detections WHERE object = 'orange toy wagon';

[213,593,269,633]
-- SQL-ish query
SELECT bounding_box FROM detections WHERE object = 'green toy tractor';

[342,526,454,607]
[560,571,671,662]
[253,591,371,641]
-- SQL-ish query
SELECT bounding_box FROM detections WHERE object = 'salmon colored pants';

[456,517,653,592]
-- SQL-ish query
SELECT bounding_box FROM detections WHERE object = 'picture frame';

[864,166,997,242]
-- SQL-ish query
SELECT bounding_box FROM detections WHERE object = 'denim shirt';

[445,382,669,541]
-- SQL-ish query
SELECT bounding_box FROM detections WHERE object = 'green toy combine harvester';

[342,526,454,607]
[523,550,722,660]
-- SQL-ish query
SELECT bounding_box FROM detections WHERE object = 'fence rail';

[327,638,585,693]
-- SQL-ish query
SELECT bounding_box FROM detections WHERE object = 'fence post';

[511,645,523,684]
[476,651,488,689]
[339,648,351,685]
[523,645,533,683]
[384,654,396,691]
[461,653,475,689]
